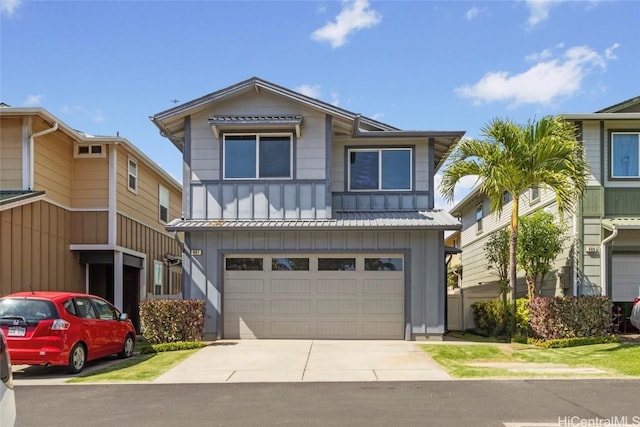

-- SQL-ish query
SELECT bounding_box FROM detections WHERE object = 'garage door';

[612,254,640,301]
[223,254,404,339]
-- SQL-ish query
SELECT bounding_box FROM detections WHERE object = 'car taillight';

[51,319,71,331]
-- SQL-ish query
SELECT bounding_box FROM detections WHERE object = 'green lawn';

[422,342,640,378]
[68,347,200,383]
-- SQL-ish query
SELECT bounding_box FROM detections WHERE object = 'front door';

[123,266,140,333]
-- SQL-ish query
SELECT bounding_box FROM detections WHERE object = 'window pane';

[271,258,310,271]
[364,258,403,271]
[318,258,356,271]
[90,145,102,154]
[612,134,639,177]
[381,150,411,190]
[225,136,256,178]
[350,151,379,190]
[77,145,90,154]
[128,160,137,175]
[259,136,291,178]
[225,258,263,271]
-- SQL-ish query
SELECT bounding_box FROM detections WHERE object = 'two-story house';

[0,106,183,331]
[151,77,464,340]
[449,96,640,330]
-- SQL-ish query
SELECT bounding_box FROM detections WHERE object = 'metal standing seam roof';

[165,210,461,231]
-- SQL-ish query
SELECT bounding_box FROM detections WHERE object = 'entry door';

[123,266,140,333]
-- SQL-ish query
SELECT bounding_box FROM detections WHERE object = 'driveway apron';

[152,340,452,383]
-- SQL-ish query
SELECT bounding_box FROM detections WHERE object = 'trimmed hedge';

[528,335,620,348]
[139,299,205,344]
[528,296,612,340]
[471,298,530,338]
[140,341,207,354]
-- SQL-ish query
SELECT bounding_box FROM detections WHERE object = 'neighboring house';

[0,106,183,331]
[449,96,640,330]
[151,77,464,340]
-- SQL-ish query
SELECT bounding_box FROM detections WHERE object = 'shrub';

[139,299,206,344]
[528,296,612,340]
[528,335,620,348]
[471,298,530,337]
[140,341,207,354]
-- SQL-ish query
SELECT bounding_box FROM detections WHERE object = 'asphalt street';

[15,380,640,427]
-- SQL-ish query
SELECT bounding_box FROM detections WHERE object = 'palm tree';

[439,116,589,332]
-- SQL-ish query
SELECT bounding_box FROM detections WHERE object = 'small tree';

[517,211,565,299]
[447,264,461,289]
[484,228,510,303]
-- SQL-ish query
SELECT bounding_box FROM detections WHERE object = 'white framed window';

[75,144,105,158]
[128,158,138,193]
[475,203,483,233]
[154,260,164,296]
[530,185,540,203]
[223,133,293,179]
[502,191,512,204]
[611,132,640,178]
[159,185,169,224]
[348,148,412,191]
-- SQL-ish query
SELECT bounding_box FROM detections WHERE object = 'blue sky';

[1,0,639,209]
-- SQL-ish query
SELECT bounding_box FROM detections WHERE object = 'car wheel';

[118,335,135,359]
[66,343,86,374]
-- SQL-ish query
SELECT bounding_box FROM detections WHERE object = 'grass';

[423,342,640,378]
[67,339,202,383]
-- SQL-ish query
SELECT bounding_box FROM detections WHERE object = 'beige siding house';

[0,106,182,331]
[151,77,464,340]
[449,96,640,331]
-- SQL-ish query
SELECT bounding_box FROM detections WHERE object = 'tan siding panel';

[72,155,109,208]
[33,131,74,206]
[0,201,84,295]
[0,117,24,189]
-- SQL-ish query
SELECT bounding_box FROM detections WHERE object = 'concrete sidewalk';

[152,340,452,383]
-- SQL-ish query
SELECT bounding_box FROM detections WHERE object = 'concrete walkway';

[152,340,452,383]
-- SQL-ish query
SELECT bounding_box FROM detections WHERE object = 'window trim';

[159,184,169,224]
[530,185,540,204]
[75,144,105,158]
[610,131,640,180]
[222,133,293,180]
[128,158,138,193]
[347,147,413,192]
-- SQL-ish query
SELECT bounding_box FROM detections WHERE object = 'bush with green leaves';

[471,298,530,337]
[140,341,207,354]
[528,335,619,348]
[139,299,205,344]
[528,296,612,340]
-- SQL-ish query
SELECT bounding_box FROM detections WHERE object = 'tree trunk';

[509,198,519,336]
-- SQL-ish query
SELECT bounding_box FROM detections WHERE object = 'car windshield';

[0,298,58,321]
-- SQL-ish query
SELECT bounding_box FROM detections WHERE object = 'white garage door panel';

[224,254,404,339]
[612,255,640,301]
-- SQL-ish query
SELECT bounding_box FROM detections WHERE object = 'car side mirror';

[119,313,129,321]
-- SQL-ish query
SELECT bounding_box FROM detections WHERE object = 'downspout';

[600,227,618,297]
[29,121,59,190]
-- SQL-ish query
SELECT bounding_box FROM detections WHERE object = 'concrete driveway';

[152,340,452,383]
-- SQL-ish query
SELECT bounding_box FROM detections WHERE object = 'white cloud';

[296,84,321,99]
[455,44,617,106]
[434,173,480,210]
[525,0,560,28]
[311,0,382,48]
[329,91,340,107]
[61,105,106,123]
[465,6,486,21]
[22,94,44,106]
[370,112,385,121]
[605,42,620,60]
[0,0,22,16]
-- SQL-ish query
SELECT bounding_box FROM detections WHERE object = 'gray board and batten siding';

[181,228,446,341]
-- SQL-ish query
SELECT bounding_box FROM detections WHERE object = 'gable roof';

[596,95,640,113]
[0,107,181,192]
[0,190,46,211]
[150,77,465,171]
[563,95,640,120]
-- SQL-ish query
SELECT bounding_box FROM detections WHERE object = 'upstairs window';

[611,132,640,178]
[475,203,483,233]
[502,191,512,204]
[75,144,105,158]
[223,134,292,179]
[348,148,412,191]
[159,185,169,224]
[530,185,540,202]
[128,158,138,193]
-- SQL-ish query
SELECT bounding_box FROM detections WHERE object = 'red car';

[0,292,136,374]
